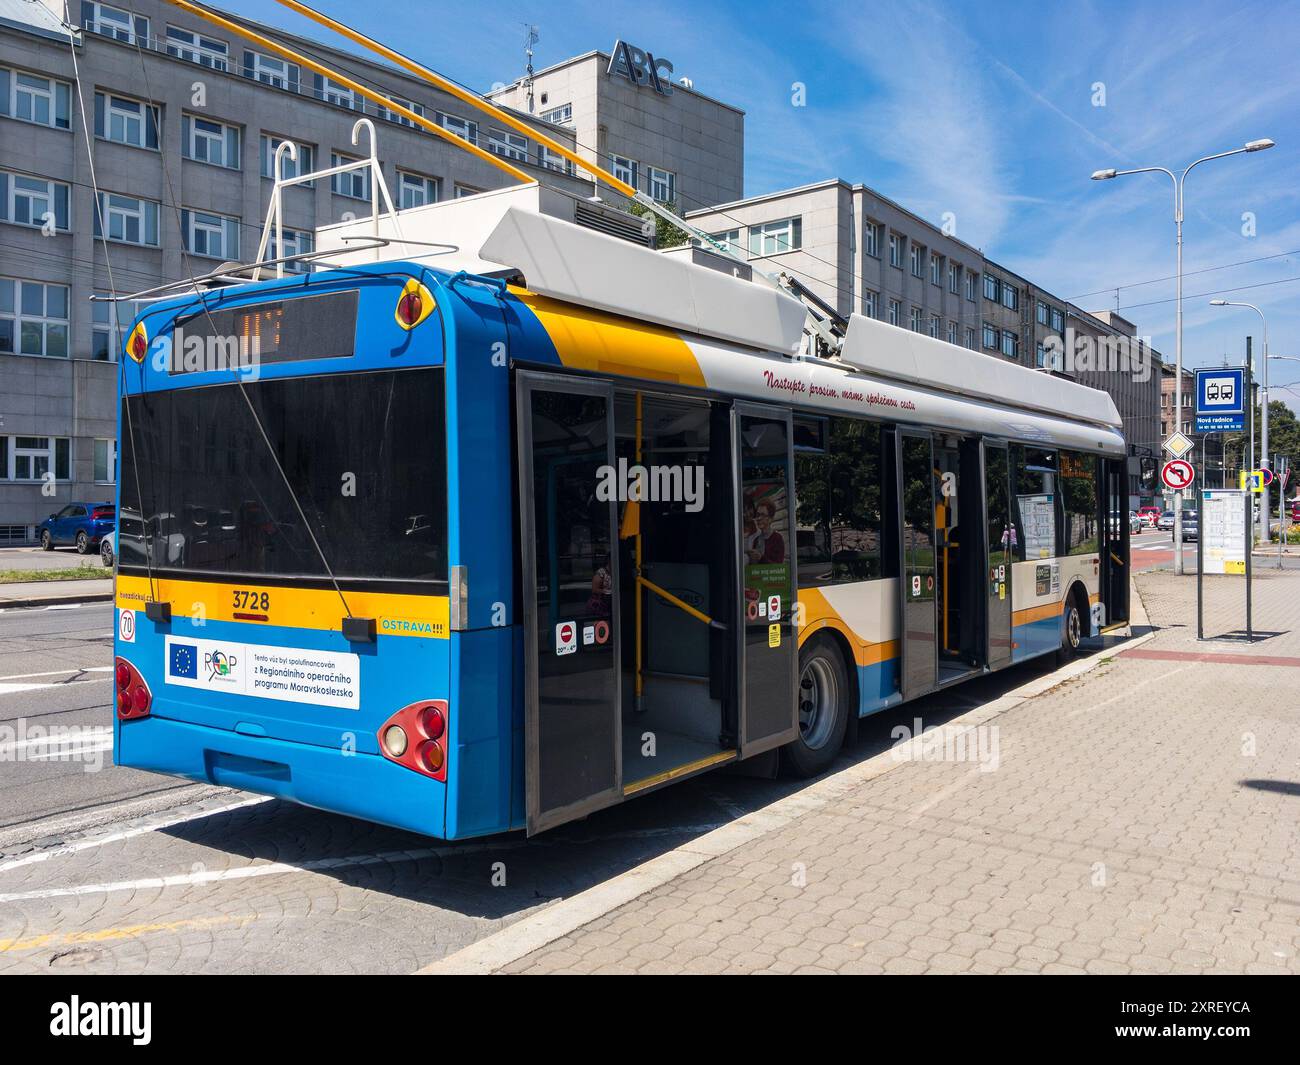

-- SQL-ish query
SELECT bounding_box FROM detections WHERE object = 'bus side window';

[793,416,831,588]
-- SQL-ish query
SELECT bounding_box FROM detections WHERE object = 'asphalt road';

[0,546,106,573]
[0,602,191,837]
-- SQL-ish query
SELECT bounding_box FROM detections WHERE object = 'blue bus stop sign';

[1195,367,1245,432]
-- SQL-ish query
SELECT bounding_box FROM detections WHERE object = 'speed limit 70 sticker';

[118,608,136,643]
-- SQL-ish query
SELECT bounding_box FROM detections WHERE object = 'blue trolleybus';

[111,214,1131,838]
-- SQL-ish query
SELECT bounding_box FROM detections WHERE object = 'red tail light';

[377,699,447,781]
[92,507,115,520]
[397,290,422,326]
[115,656,152,721]
[393,279,434,330]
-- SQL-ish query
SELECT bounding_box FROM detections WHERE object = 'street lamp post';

[1210,299,1269,543]
[1091,138,1274,575]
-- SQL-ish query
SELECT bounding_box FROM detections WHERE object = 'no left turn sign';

[1161,459,1194,490]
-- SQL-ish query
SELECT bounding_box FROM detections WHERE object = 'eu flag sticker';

[169,642,198,679]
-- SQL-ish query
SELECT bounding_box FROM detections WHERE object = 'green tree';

[626,199,691,249]
[1222,400,1300,478]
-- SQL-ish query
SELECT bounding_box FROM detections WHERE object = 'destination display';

[170,289,358,371]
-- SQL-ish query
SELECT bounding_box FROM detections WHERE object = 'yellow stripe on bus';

[512,288,706,387]
[115,575,449,639]
[797,587,899,666]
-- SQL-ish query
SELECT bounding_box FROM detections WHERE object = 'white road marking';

[0,667,112,683]
[0,795,275,875]
[45,604,85,611]
[0,679,107,696]
[0,822,729,903]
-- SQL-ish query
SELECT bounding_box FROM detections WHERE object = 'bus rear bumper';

[117,715,448,839]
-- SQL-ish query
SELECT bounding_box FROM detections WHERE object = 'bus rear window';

[118,368,447,585]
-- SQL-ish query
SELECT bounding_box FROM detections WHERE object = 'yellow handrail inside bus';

[274,0,639,199]
[638,576,714,628]
[168,1,531,184]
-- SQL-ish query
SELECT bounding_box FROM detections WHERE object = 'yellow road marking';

[0,913,257,953]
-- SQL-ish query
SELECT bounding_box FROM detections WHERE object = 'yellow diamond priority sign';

[1163,431,1195,459]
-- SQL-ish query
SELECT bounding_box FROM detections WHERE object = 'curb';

[418,586,1159,976]
[0,588,114,610]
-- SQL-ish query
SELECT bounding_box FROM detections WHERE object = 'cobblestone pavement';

[491,571,1300,974]
[2,573,1294,974]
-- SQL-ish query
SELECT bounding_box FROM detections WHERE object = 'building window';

[243,51,300,92]
[863,289,878,318]
[646,166,675,202]
[864,221,881,258]
[166,26,229,70]
[1002,283,1019,310]
[948,263,960,294]
[437,113,478,145]
[380,96,425,127]
[947,320,958,345]
[330,153,370,200]
[398,171,439,209]
[909,306,922,332]
[94,438,117,482]
[982,322,997,349]
[94,92,160,150]
[0,278,68,358]
[749,216,802,257]
[1001,330,1019,358]
[983,273,999,301]
[454,184,484,198]
[927,314,940,337]
[1036,300,1049,326]
[182,209,240,260]
[709,229,742,256]
[888,233,902,268]
[536,146,572,174]
[94,192,158,246]
[81,2,146,45]
[316,76,357,110]
[0,172,71,231]
[1,69,72,130]
[264,227,313,273]
[965,327,976,349]
[888,299,901,326]
[1051,307,1064,333]
[539,103,572,126]
[260,136,314,181]
[182,115,239,169]
[930,253,942,286]
[5,436,70,481]
[487,129,527,161]
[91,293,132,360]
[1036,342,1047,367]
[610,154,638,189]
[910,243,924,278]
[966,272,977,301]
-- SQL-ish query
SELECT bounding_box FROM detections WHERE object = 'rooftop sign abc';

[607,40,675,96]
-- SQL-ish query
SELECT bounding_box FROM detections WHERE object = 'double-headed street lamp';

[1209,299,1269,542]
[1091,139,1275,575]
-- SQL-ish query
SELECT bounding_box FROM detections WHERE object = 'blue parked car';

[39,502,115,554]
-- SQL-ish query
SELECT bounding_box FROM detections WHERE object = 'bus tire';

[1057,586,1086,664]
[782,635,851,778]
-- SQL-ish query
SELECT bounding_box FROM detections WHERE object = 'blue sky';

[229,0,1300,412]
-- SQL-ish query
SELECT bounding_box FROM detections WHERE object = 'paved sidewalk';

[0,579,113,609]
[484,572,1300,974]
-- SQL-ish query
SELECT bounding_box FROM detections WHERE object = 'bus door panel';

[1099,457,1130,626]
[983,442,1014,670]
[734,404,798,757]
[899,431,937,698]
[516,372,622,835]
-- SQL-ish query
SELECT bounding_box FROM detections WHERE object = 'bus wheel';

[782,636,850,778]
[1058,592,1085,664]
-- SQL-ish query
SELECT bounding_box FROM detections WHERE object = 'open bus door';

[516,372,623,835]
[898,430,937,699]
[733,403,799,757]
[1098,457,1130,628]
[983,441,1014,670]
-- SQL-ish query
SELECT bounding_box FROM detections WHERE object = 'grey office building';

[0,3,745,541]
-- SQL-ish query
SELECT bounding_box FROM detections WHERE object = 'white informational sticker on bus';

[163,635,360,709]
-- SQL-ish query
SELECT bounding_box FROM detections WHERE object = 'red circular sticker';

[559,624,573,642]
[594,620,610,645]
